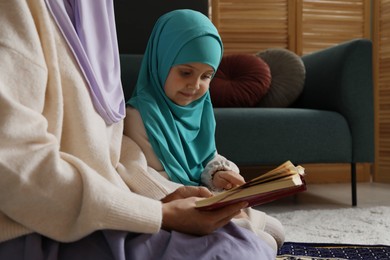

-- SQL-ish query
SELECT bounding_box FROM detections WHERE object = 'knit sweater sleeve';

[201,153,240,191]
[0,0,165,243]
[124,107,167,173]
[0,49,162,242]
[118,134,183,199]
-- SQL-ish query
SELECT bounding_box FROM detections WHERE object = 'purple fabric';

[0,223,275,260]
[44,0,125,125]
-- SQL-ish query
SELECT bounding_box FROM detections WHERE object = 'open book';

[195,160,306,210]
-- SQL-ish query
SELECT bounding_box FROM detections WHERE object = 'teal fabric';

[127,9,223,185]
[295,39,374,163]
[214,108,352,165]
[173,36,222,72]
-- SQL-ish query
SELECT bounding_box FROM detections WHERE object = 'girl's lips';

[179,91,195,98]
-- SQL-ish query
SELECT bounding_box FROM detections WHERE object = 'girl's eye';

[179,70,192,77]
[202,74,213,80]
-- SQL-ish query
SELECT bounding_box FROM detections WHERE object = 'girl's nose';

[187,78,200,90]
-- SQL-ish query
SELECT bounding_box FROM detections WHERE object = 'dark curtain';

[114,0,209,54]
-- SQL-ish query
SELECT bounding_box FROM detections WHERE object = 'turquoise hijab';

[127,9,223,186]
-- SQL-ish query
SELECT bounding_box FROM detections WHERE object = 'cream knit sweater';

[0,0,181,243]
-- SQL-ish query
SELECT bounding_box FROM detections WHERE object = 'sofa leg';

[351,163,357,206]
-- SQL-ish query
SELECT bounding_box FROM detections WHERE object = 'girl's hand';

[212,170,245,190]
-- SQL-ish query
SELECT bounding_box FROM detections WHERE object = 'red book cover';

[197,175,306,210]
[195,161,306,210]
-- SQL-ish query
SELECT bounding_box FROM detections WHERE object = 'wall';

[114,0,208,54]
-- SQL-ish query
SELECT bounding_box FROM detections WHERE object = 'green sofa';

[120,39,374,206]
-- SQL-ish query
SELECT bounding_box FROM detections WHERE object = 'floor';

[256,182,390,214]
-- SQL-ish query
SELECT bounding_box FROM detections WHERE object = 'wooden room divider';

[210,0,371,55]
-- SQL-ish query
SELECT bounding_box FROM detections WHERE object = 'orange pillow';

[210,54,271,107]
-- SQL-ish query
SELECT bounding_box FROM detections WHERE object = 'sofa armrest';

[294,39,374,162]
[120,54,144,101]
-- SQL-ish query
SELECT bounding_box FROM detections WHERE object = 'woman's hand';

[161,194,247,236]
[161,186,212,203]
[212,170,245,190]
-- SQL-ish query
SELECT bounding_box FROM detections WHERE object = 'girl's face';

[164,62,214,106]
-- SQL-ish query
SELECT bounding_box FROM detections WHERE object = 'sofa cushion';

[210,54,271,107]
[257,48,305,107]
[214,108,351,165]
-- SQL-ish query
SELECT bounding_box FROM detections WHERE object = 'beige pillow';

[256,48,305,107]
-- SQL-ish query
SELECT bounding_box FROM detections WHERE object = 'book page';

[219,173,303,203]
[195,161,305,208]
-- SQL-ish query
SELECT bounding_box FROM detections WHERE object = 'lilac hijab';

[45,0,125,125]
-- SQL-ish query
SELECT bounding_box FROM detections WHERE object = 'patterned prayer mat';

[277,242,390,260]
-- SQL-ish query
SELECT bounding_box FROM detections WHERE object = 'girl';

[124,9,285,251]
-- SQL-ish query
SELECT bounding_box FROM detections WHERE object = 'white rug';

[270,206,390,245]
